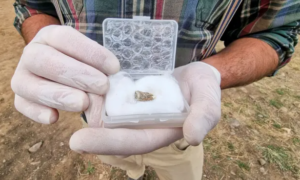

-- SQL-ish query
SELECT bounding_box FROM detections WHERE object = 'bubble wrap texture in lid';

[103,18,178,75]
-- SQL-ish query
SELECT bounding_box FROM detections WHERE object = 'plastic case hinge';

[132,16,151,20]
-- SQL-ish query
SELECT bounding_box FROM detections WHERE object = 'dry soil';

[0,0,299,180]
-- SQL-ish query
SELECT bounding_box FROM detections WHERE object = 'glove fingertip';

[102,50,121,75]
[183,113,206,146]
[69,130,84,153]
[38,108,59,124]
[183,131,203,146]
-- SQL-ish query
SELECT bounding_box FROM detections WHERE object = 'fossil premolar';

[134,91,155,101]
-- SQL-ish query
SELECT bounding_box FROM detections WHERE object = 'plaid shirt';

[14,0,300,74]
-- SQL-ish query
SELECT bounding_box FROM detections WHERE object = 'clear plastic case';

[102,16,190,129]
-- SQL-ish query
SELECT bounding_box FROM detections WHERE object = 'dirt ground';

[0,0,299,180]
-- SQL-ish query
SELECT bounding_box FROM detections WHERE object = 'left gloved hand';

[69,61,221,155]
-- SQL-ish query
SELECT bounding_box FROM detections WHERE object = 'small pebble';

[240,87,248,93]
[60,142,64,147]
[28,142,43,153]
[258,159,266,166]
[249,95,258,100]
[280,107,288,113]
[252,129,259,135]
[260,167,267,175]
[99,174,104,179]
[229,119,240,128]
[3,159,6,163]
[282,128,291,134]
[30,161,40,165]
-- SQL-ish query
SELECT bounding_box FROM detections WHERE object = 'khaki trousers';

[81,119,204,180]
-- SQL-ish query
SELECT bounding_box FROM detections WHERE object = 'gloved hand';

[11,25,120,124]
[70,61,221,155]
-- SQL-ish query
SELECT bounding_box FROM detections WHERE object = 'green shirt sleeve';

[243,21,300,75]
[13,0,58,33]
[222,0,300,76]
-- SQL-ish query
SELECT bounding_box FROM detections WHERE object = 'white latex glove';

[11,25,120,124]
[70,61,221,155]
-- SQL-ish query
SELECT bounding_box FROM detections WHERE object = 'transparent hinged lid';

[102,16,178,76]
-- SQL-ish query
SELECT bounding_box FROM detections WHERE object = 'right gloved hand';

[69,62,221,156]
[11,25,120,124]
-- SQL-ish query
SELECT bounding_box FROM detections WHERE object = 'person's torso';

[53,0,233,66]
[52,0,277,67]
